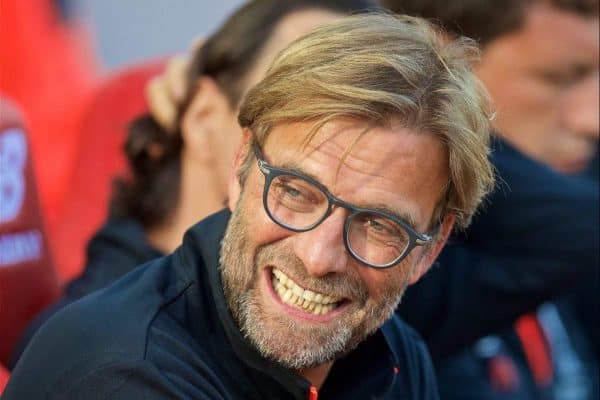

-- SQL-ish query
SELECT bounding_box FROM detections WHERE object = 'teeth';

[282,290,292,303]
[292,285,303,296]
[284,278,292,289]
[302,291,315,301]
[271,268,340,315]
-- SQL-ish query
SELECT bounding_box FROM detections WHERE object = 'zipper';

[307,385,318,400]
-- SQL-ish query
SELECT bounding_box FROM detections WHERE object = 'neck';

[297,361,334,390]
[146,158,226,254]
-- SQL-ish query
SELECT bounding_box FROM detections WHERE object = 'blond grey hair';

[238,12,495,228]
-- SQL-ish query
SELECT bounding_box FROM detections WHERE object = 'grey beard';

[219,200,408,370]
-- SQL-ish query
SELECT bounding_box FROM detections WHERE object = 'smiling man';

[5,13,494,399]
[220,120,452,389]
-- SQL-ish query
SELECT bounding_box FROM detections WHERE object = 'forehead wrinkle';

[279,145,428,229]
[267,147,423,227]
[306,133,419,180]
[264,121,447,230]
[332,141,449,230]
[300,139,411,196]
[273,161,421,228]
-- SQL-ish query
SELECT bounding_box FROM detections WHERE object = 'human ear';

[227,128,253,210]
[407,213,455,285]
[180,77,231,163]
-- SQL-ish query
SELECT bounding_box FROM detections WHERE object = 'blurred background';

[0,0,243,264]
[67,0,243,69]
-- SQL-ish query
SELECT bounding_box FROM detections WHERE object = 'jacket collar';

[181,209,400,399]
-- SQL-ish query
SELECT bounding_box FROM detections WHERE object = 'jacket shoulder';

[5,253,192,398]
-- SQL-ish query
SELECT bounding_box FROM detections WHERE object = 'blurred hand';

[146,54,189,132]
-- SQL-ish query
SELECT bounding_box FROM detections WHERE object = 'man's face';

[220,120,450,369]
[476,3,599,173]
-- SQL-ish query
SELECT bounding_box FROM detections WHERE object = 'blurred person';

[4,13,494,399]
[383,0,599,398]
[382,0,598,171]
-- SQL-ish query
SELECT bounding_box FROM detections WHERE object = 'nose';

[560,72,599,139]
[293,207,349,278]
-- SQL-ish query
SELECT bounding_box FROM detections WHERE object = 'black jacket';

[5,210,439,400]
[64,217,163,299]
[429,150,600,400]
[8,218,163,368]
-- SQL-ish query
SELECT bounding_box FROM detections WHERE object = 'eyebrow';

[272,160,420,230]
[534,62,595,81]
[365,203,419,229]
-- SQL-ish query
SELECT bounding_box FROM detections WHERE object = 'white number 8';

[0,128,27,223]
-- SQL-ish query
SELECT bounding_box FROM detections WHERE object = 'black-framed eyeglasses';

[252,142,436,269]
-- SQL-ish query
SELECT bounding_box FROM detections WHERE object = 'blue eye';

[367,219,386,232]
[273,181,307,200]
[270,176,325,212]
[281,184,302,198]
[364,216,398,234]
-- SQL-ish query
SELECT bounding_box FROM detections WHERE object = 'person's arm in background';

[145,54,188,132]
[562,150,600,359]
[398,138,599,360]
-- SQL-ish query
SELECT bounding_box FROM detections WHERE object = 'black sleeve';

[412,338,440,400]
[59,360,228,400]
[380,320,439,399]
[560,279,600,359]
[399,326,440,400]
[9,221,162,368]
[398,140,599,360]
[463,140,598,267]
[5,326,230,400]
[55,360,182,400]
[5,357,229,400]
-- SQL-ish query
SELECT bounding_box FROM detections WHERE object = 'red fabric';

[488,355,520,393]
[52,60,166,281]
[0,364,9,395]
[0,0,98,235]
[515,313,554,386]
[0,97,60,366]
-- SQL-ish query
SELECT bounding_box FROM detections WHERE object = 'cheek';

[478,57,557,124]
[358,265,409,301]
[218,124,244,176]
[491,77,562,148]
[558,81,600,134]
[250,219,290,251]
[494,75,558,117]
[241,176,292,248]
